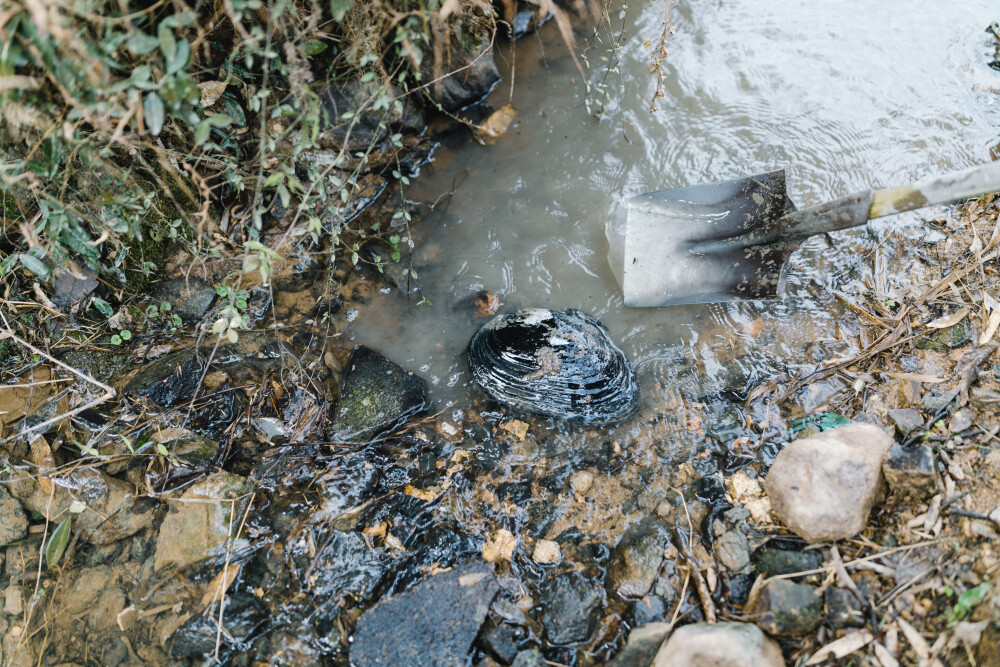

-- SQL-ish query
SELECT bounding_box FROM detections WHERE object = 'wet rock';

[888,407,924,436]
[510,649,545,667]
[626,594,670,627]
[351,561,499,667]
[11,468,158,546]
[764,423,893,542]
[607,516,673,599]
[539,571,603,645]
[609,622,671,667]
[711,507,751,572]
[170,593,267,660]
[0,487,27,546]
[153,472,248,571]
[331,345,428,443]
[300,531,386,603]
[753,548,823,579]
[149,278,216,321]
[532,539,561,565]
[123,348,203,407]
[824,587,865,628]
[52,270,98,308]
[652,622,784,667]
[422,39,500,112]
[883,442,942,501]
[748,579,823,636]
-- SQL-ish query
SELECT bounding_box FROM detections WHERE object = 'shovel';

[620,160,1000,307]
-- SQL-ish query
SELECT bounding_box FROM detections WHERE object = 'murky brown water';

[348,1,1000,451]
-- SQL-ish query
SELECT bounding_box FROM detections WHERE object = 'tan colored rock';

[764,423,893,542]
[532,539,562,565]
[653,622,784,667]
[570,470,594,495]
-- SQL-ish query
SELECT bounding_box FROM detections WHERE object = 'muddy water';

[348,1,1000,453]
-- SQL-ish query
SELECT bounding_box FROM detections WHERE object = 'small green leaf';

[144,92,165,137]
[92,297,114,317]
[120,329,132,341]
[222,94,246,127]
[207,112,232,127]
[45,516,72,568]
[330,0,353,21]
[110,334,122,345]
[302,39,328,56]
[194,119,212,145]
[156,443,169,457]
[263,172,285,187]
[126,32,159,56]
[18,253,49,279]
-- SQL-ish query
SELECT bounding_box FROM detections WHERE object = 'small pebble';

[532,539,562,565]
[570,470,594,495]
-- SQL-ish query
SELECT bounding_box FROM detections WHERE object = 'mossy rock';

[917,316,972,350]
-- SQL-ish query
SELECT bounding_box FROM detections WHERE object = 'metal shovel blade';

[622,169,797,307]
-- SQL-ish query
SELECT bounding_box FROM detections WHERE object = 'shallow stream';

[348,0,1000,453]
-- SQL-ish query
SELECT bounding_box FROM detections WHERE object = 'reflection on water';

[347,0,999,456]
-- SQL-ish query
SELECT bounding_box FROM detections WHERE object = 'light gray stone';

[653,622,784,667]
[609,623,672,667]
[764,423,893,542]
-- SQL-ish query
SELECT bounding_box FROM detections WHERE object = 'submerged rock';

[468,308,638,424]
[753,548,823,579]
[539,571,604,645]
[148,277,216,321]
[652,622,784,667]
[748,579,823,636]
[607,516,673,599]
[764,423,893,542]
[351,561,499,667]
[331,345,429,443]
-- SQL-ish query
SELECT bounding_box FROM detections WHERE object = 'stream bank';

[2,4,1000,667]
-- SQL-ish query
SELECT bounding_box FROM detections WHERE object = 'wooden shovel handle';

[869,159,1000,218]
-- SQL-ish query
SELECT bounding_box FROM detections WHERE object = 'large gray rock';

[764,423,893,542]
[351,561,498,667]
[653,622,784,667]
[331,345,428,444]
[422,39,500,111]
[148,278,216,322]
[607,516,673,599]
[0,487,27,546]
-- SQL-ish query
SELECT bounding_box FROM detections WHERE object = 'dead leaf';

[500,419,529,441]
[925,307,970,329]
[473,104,517,145]
[804,630,874,665]
[363,522,387,542]
[459,572,490,586]
[980,292,1000,344]
[873,642,900,667]
[199,563,241,609]
[404,485,438,502]
[896,617,930,662]
[885,372,945,384]
[482,529,517,562]
[198,80,228,107]
[384,532,406,552]
[30,436,55,495]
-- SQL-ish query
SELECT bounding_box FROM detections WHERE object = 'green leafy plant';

[45,517,72,568]
[946,582,991,626]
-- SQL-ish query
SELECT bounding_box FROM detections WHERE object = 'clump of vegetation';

[0,0,506,310]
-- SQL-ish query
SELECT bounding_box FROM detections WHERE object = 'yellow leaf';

[198,80,228,107]
[199,563,241,609]
[404,485,438,502]
[925,306,970,329]
[473,105,518,146]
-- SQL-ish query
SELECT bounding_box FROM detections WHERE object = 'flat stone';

[888,408,924,436]
[10,468,158,546]
[607,516,673,599]
[539,571,603,645]
[653,622,784,667]
[3,587,22,616]
[0,487,27,546]
[152,472,248,571]
[351,561,499,667]
[749,579,823,636]
[626,594,670,627]
[478,622,520,664]
[331,345,429,444]
[609,623,672,667]
[712,508,751,573]
[532,539,561,565]
[883,442,942,501]
[149,278,216,322]
[764,423,893,542]
[753,548,823,579]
